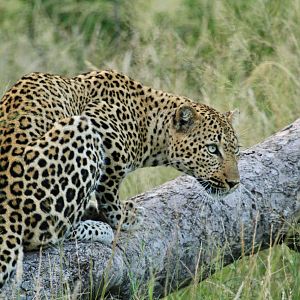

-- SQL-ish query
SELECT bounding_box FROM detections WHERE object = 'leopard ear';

[224,109,239,129]
[173,105,196,132]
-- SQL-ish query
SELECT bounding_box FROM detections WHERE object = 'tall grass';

[1,0,300,298]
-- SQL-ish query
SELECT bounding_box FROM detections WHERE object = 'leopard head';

[168,103,240,196]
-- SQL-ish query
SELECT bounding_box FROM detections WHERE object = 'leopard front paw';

[100,200,145,230]
[121,201,145,231]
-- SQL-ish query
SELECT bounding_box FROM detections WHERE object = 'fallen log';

[1,118,300,299]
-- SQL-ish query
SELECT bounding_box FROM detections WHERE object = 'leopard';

[0,69,240,288]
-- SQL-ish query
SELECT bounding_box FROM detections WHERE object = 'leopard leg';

[0,165,24,288]
[22,116,116,247]
[17,115,110,248]
[94,181,144,231]
[0,215,24,288]
[0,115,115,288]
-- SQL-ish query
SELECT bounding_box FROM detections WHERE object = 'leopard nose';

[226,179,239,190]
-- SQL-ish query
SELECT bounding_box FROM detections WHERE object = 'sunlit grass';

[1,0,300,298]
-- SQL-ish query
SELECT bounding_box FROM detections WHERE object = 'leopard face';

[168,104,240,195]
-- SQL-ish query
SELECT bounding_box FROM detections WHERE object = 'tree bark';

[1,119,300,300]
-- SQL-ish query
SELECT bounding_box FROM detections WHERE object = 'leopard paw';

[120,201,145,231]
[66,220,114,245]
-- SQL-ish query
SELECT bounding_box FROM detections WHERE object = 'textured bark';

[1,119,300,299]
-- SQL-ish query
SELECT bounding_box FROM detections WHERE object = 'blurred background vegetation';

[0,0,300,298]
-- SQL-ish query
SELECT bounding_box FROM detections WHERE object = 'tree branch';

[2,119,300,299]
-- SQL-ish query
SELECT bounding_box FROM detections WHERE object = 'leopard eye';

[235,145,241,156]
[206,144,218,155]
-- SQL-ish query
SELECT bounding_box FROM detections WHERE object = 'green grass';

[1,0,300,298]
[166,245,300,300]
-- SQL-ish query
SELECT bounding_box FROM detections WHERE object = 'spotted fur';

[66,220,113,245]
[0,70,240,287]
